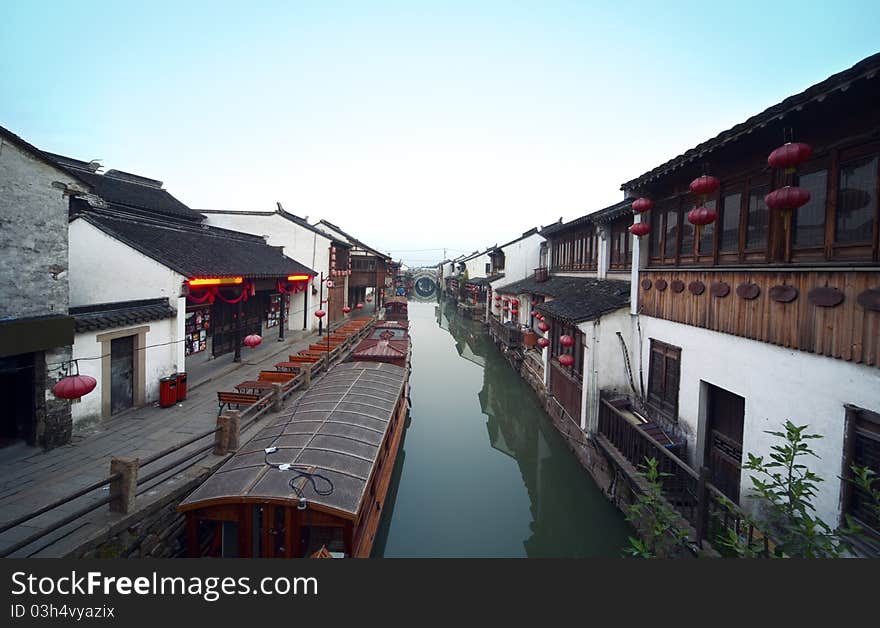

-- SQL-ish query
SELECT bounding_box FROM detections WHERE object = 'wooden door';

[704,384,745,503]
[110,336,134,414]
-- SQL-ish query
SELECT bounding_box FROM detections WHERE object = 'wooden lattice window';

[647,340,681,423]
[842,405,880,547]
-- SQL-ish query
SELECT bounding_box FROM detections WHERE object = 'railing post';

[302,363,312,389]
[109,457,139,514]
[271,383,284,412]
[695,466,710,547]
[214,410,240,455]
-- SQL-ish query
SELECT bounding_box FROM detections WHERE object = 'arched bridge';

[409,268,439,299]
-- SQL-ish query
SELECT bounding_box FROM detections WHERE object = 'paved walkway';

[0,315,374,557]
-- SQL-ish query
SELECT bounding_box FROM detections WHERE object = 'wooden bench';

[258,370,296,383]
[217,391,268,415]
[287,354,321,363]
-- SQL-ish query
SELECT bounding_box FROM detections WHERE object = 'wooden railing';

[597,397,770,556]
[488,315,522,348]
[533,267,549,282]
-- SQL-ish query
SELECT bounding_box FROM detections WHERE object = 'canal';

[374,299,632,557]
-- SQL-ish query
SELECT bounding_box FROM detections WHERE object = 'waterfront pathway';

[0,316,372,557]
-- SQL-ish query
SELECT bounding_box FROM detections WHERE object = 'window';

[679,202,695,257]
[610,219,632,269]
[647,340,681,423]
[664,208,679,258]
[698,200,716,255]
[836,156,877,245]
[842,405,880,548]
[746,184,770,250]
[551,322,583,381]
[793,169,828,248]
[719,192,741,253]
[650,211,663,258]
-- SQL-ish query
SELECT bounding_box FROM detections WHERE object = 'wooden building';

[618,52,880,536]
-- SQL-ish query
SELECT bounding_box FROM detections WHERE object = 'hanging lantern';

[559,354,575,367]
[536,313,544,321]
[537,321,550,332]
[765,186,811,211]
[689,175,720,196]
[494,294,501,301]
[314,310,326,318]
[511,299,519,306]
[687,205,717,226]
[366,296,373,302]
[511,308,518,316]
[629,222,651,237]
[768,142,812,171]
[536,337,550,349]
[631,197,654,213]
[342,306,351,314]
[243,334,262,347]
[356,303,364,309]
[52,374,97,400]
[560,334,575,347]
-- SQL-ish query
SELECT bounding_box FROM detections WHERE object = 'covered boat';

[178,361,409,558]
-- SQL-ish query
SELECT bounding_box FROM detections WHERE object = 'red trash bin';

[176,372,187,402]
[159,376,177,408]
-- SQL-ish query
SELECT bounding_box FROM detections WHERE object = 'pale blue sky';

[2,1,878,265]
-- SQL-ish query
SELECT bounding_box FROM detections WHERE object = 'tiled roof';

[535,278,630,325]
[0,127,94,188]
[44,153,203,221]
[198,208,341,242]
[620,52,880,190]
[78,212,317,279]
[71,298,176,333]
[538,199,632,237]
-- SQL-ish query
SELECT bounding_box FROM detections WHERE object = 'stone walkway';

[0,315,374,557]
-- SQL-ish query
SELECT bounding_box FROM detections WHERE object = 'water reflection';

[378,299,631,557]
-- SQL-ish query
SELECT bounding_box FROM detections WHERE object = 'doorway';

[110,336,134,414]
[0,353,35,446]
[703,384,745,503]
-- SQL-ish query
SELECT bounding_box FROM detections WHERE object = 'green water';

[375,299,632,557]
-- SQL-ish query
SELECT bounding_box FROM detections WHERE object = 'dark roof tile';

[498,276,630,324]
[71,298,176,333]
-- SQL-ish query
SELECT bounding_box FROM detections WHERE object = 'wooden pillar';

[214,410,241,455]
[233,299,243,362]
[302,364,312,389]
[278,293,286,341]
[186,514,199,557]
[271,382,284,412]
[109,457,139,514]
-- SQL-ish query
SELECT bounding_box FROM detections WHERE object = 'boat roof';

[351,337,409,359]
[178,361,408,518]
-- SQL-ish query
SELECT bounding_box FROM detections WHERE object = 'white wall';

[464,253,491,280]
[634,315,880,524]
[204,212,330,331]
[71,317,178,428]
[69,220,184,307]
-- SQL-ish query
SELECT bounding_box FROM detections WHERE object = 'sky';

[2,1,879,267]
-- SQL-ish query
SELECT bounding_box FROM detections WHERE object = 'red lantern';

[511,299,519,306]
[366,296,373,302]
[536,337,550,349]
[631,197,654,213]
[768,142,812,171]
[560,334,575,347]
[689,175,720,196]
[342,306,351,314]
[494,294,501,301]
[765,186,810,211]
[511,309,518,316]
[536,314,544,321]
[52,374,97,400]
[559,354,575,367]
[687,206,717,226]
[243,334,262,347]
[314,309,326,318]
[537,321,550,332]
[629,222,651,237]
[355,303,364,309]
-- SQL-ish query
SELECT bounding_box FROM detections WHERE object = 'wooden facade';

[639,267,879,367]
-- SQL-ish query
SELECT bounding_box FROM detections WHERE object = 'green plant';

[721,420,880,558]
[624,457,691,558]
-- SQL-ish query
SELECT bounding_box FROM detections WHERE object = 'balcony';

[596,396,773,556]
[488,315,522,348]
[533,267,548,282]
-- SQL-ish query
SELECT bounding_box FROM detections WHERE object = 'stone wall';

[67,471,208,559]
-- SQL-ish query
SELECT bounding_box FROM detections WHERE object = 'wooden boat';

[384,296,408,321]
[179,305,411,558]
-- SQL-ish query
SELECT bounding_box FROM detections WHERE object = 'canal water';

[374,299,632,557]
